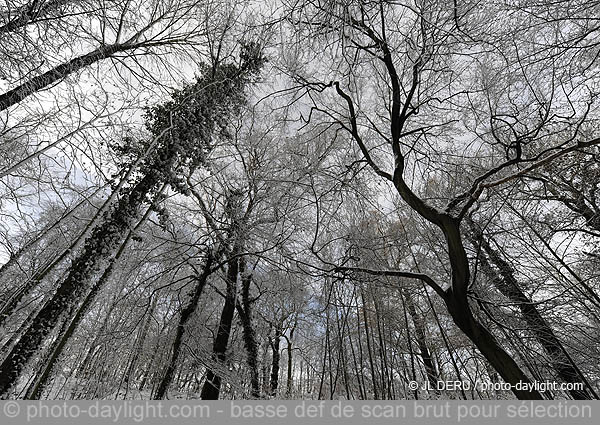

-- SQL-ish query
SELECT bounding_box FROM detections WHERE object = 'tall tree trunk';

[0,0,69,34]
[0,159,144,329]
[0,104,186,395]
[70,293,121,399]
[200,254,239,400]
[0,42,140,111]
[403,289,439,396]
[468,220,597,400]
[360,290,379,399]
[0,184,105,288]
[121,293,158,399]
[139,326,167,394]
[154,251,214,399]
[435,219,542,399]
[25,204,157,399]
[445,296,543,399]
[400,286,418,399]
[0,171,163,396]
[286,318,297,397]
[439,254,543,400]
[345,297,365,399]
[420,281,467,398]
[370,290,390,399]
[22,307,77,399]
[0,187,115,328]
[261,346,270,395]
[269,323,281,397]
[0,300,47,362]
[235,262,260,399]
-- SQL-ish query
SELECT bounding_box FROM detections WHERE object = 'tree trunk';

[0,190,113,328]
[0,0,68,34]
[121,293,158,399]
[0,43,138,111]
[200,254,239,400]
[235,263,260,399]
[445,295,544,399]
[154,251,214,399]
[24,201,159,399]
[468,221,596,400]
[441,218,543,399]
[360,290,379,399]
[403,289,439,396]
[0,171,161,396]
[0,185,105,288]
[286,318,297,397]
[269,324,281,397]
[261,354,270,395]
[0,162,140,329]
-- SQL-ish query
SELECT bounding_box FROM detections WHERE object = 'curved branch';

[333,82,393,181]
[456,137,600,219]
[334,265,448,300]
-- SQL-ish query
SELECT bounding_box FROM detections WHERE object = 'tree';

[282,0,600,399]
[467,218,597,399]
[0,45,264,396]
[1,0,599,403]
[0,0,213,112]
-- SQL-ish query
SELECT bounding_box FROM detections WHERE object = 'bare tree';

[282,0,600,399]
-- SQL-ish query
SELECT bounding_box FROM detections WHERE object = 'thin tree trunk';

[354,293,367,398]
[154,251,214,399]
[286,317,297,397]
[370,290,390,399]
[345,299,365,399]
[360,290,379,399]
[403,289,439,396]
[261,344,270,395]
[269,323,281,397]
[139,332,165,393]
[121,294,158,399]
[400,287,418,399]
[333,300,351,399]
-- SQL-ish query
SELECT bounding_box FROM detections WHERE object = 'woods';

[0,0,599,401]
